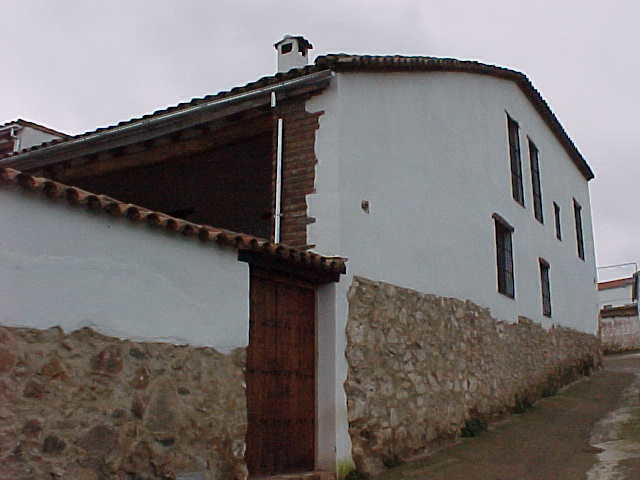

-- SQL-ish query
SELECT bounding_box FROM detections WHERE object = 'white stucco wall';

[598,284,634,308]
[16,126,63,151]
[0,187,249,352]
[306,71,598,466]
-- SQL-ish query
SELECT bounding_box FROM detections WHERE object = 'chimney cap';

[274,35,313,52]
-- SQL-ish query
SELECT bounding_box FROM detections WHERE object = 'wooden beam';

[53,113,274,181]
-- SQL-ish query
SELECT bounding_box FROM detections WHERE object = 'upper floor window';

[493,213,515,298]
[507,116,524,206]
[539,258,551,317]
[573,199,585,260]
[554,202,562,240]
[529,140,543,223]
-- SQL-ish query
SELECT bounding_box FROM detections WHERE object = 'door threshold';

[251,470,336,480]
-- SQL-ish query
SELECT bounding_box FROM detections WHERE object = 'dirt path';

[376,354,640,480]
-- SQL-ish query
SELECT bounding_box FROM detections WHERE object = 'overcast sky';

[2,1,637,278]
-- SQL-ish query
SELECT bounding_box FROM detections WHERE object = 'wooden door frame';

[238,250,340,471]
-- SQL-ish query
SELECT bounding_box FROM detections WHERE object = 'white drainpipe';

[272,92,284,243]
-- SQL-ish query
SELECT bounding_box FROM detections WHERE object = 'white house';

[0,119,68,156]
[0,36,600,479]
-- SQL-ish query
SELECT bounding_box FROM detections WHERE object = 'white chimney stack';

[274,35,313,73]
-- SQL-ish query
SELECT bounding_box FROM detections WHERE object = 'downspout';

[272,92,284,243]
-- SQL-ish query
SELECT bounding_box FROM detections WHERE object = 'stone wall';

[0,326,247,480]
[600,313,640,353]
[345,277,602,475]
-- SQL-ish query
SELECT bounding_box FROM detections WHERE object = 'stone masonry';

[599,313,640,353]
[345,277,602,475]
[0,326,247,480]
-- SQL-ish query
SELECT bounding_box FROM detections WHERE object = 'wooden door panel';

[246,270,316,475]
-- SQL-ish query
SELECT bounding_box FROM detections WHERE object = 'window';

[573,199,585,260]
[507,116,524,206]
[553,202,562,240]
[493,213,515,298]
[539,259,551,317]
[529,140,543,223]
[281,42,293,54]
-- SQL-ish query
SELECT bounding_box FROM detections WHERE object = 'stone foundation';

[600,314,640,353]
[0,326,247,480]
[345,277,602,475]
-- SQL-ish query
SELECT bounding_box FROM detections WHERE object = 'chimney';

[274,35,313,73]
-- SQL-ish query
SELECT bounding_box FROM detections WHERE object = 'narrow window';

[539,259,551,317]
[529,140,543,223]
[553,202,562,240]
[573,199,585,260]
[493,213,515,298]
[507,116,524,206]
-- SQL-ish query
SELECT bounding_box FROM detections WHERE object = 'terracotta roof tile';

[0,65,325,161]
[315,54,593,180]
[597,277,635,291]
[0,167,346,276]
[1,54,593,181]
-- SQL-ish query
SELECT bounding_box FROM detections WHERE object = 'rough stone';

[345,276,602,475]
[0,348,16,375]
[130,366,151,390]
[91,345,123,375]
[42,435,66,454]
[0,325,246,479]
[23,380,46,399]
[22,419,42,438]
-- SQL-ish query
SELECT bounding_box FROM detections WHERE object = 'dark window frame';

[528,139,543,223]
[539,258,551,317]
[493,213,515,298]
[573,199,585,260]
[553,202,562,240]
[507,115,525,207]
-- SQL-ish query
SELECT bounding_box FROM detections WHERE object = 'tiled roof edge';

[597,277,635,291]
[315,54,594,181]
[1,53,594,182]
[0,167,346,275]
[0,65,328,161]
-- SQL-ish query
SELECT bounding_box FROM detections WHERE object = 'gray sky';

[2,0,637,276]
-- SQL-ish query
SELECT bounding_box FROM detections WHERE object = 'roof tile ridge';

[0,166,346,274]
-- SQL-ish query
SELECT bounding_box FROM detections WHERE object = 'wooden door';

[246,268,316,475]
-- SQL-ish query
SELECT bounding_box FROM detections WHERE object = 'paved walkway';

[377,353,640,480]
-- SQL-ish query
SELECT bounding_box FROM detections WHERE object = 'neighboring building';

[0,36,601,479]
[598,273,640,352]
[0,119,68,156]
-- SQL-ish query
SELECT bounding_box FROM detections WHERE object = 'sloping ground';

[374,354,640,480]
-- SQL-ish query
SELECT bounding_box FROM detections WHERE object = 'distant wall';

[600,308,640,353]
[598,284,634,309]
[18,127,63,151]
[346,277,601,475]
